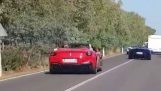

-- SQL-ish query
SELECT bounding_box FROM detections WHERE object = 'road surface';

[0,54,161,91]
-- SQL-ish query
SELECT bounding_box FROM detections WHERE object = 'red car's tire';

[90,61,97,74]
[96,57,102,72]
[91,67,97,74]
[49,65,60,74]
[98,66,102,72]
[49,67,55,74]
[97,61,102,72]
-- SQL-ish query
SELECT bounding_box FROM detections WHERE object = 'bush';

[1,45,49,71]
[2,48,26,71]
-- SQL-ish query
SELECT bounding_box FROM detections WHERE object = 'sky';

[122,0,161,35]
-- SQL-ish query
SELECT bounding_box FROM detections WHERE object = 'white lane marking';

[0,70,48,82]
[0,54,123,82]
[65,59,134,91]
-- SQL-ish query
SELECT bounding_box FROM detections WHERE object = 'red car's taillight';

[86,51,92,56]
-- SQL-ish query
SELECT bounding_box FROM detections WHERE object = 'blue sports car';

[128,48,151,60]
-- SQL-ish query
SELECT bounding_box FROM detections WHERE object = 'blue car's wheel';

[146,56,151,60]
[128,54,133,59]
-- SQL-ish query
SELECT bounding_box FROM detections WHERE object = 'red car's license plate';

[63,59,77,63]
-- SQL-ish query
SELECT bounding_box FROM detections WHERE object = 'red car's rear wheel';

[90,61,98,74]
[49,64,61,74]
[91,66,97,74]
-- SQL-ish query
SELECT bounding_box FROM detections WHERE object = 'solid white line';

[65,59,134,91]
[0,70,48,82]
[0,54,123,82]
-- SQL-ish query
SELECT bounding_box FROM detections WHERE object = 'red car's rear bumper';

[50,63,92,72]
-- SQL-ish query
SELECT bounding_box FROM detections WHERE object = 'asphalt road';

[0,54,161,91]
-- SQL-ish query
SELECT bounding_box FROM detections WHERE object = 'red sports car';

[49,43,102,74]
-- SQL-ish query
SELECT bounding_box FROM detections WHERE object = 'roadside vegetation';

[0,0,155,71]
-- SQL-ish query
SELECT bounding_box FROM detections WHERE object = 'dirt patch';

[0,67,48,80]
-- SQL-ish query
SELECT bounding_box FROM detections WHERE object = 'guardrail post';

[102,47,105,57]
[121,47,124,54]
